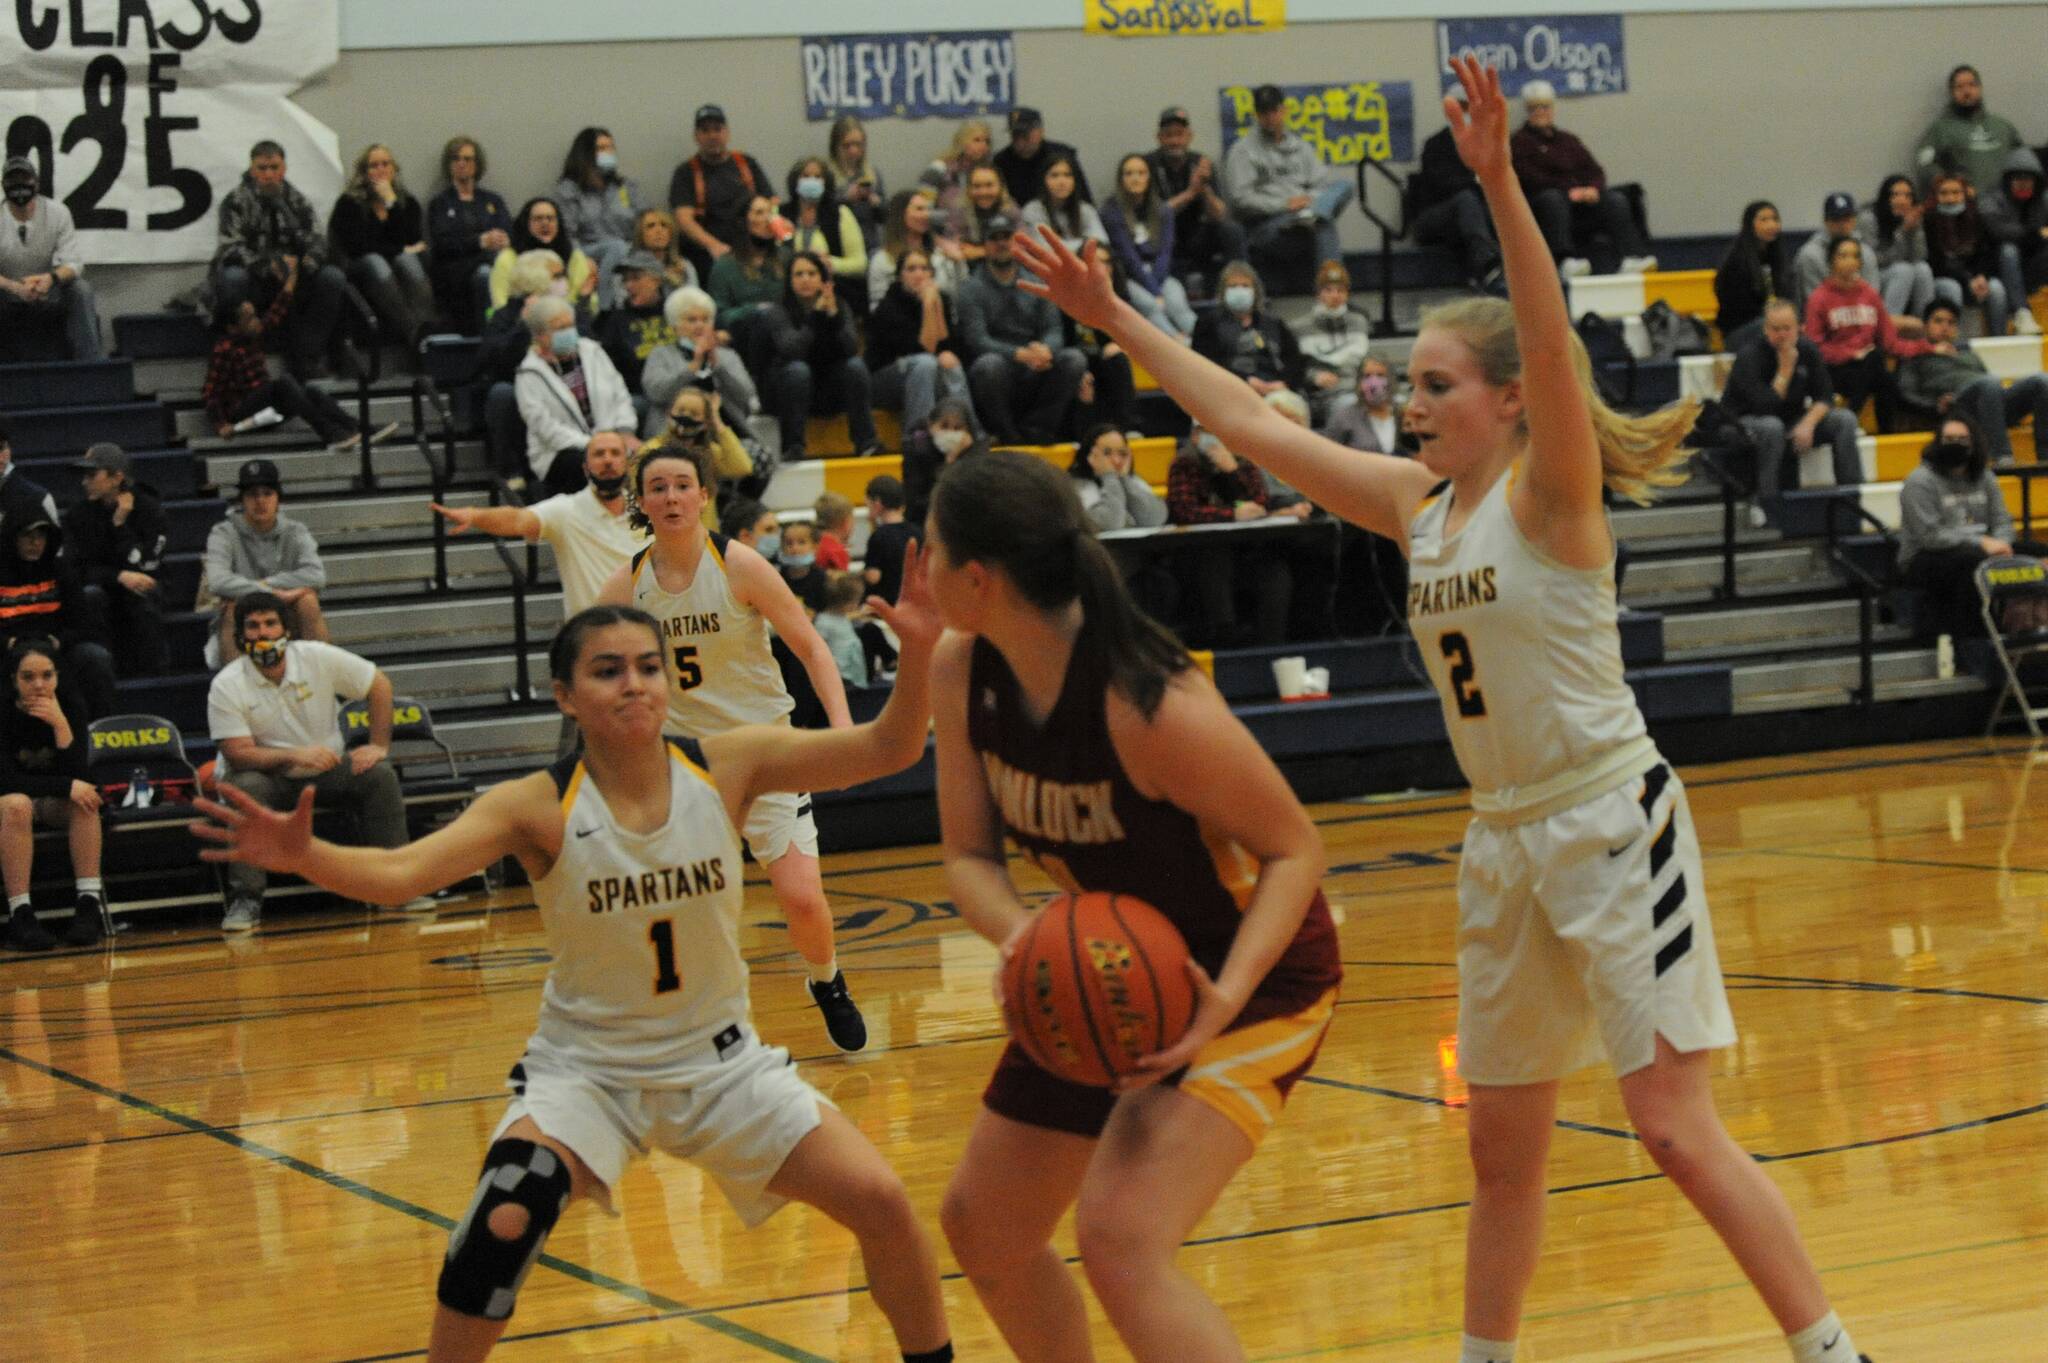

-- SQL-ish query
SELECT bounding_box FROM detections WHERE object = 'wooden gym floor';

[4,737,2045,1362]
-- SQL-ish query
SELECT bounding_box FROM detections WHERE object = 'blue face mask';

[1935,199,1966,217]
[1223,284,1255,314]
[595,150,618,173]
[796,176,826,202]
[782,552,816,570]
[550,326,580,358]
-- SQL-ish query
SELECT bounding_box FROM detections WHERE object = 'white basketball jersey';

[1406,467,1655,821]
[527,738,751,1084]
[629,535,794,736]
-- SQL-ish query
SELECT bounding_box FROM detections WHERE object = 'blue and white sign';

[1218,80,1414,166]
[801,31,1016,122]
[1436,15,1627,98]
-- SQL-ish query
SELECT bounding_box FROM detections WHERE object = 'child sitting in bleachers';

[814,492,854,571]
[774,518,828,614]
[204,298,395,454]
[813,570,869,689]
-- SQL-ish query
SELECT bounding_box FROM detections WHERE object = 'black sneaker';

[806,971,868,1053]
[63,895,105,947]
[5,906,58,952]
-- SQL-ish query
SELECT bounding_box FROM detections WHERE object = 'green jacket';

[1897,345,1990,415]
[1915,108,2024,194]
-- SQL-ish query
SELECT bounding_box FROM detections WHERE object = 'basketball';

[1001,891,1197,1087]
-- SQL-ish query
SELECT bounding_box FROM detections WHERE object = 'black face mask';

[3,184,34,206]
[668,415,708,443]
[1933,441,1974,470]
[590,473,627,497]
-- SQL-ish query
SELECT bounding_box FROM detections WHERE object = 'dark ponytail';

[932,449,1190,719]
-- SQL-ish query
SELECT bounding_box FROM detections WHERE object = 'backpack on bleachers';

[1641,300,1712,361]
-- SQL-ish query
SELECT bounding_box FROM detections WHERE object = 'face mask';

[546,277,569,297]
[1313,302,1347,320]
[245,637,288,669]
[749,229,778,246]
[1934,441,1974,468]
[758,531,782,559]
[549,327,580,359]
[782,552,816,570]
[1359,375,1392,405]
[1223,285,1255,314]
[1936,200,1967,217]
[796,176,826,202]
[2012,182,2038,202]
[590,473,627,497]
[595,150,618,173]
[668,414,707,442]
[3,184,33,206]
[932,428,971,456]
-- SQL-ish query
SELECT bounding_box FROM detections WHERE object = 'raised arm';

[432,501,543,542]
[1011,228,1437,542]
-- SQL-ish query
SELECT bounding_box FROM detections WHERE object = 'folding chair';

[1976,554,2048,738]
[85,713,211,932]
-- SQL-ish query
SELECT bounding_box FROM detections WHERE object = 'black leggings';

[230,379,355,444]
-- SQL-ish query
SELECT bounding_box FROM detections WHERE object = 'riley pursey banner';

[801,30,1017,121]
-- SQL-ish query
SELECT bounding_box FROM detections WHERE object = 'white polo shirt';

[530,486,645,615]
[207,641,378,777]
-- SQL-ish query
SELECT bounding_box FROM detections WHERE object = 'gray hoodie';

[1899,458,2013,569]
[204,507,327,601]
[1223,128,1328,219]
[1980,147,2048,245]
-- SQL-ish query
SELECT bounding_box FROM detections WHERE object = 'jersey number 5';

[650,919,682,994]
[1441,632,1487,718]
[672,645,703,691]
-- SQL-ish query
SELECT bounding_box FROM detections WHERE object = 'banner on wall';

[1217,81,1413,166]
[1436,15,1627,97]
[1083,0,1285,37]
[801,31,1016,121]
[0,1,342,265]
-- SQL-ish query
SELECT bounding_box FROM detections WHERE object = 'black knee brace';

[436,1137,573,1320]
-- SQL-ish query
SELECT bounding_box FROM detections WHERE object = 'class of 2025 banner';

[1217,81,1413,166]
[801,31,1017,122]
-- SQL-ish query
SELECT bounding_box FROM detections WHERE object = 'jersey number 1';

[649,919,681,994]
[1441,632,1488,718]
[672,645,703,691]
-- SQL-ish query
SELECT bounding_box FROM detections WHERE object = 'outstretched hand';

[191,783,315,873]
[430,502,477,533]
[867,539,940,656]
[1444,55,1511,185]
[1011,227,1121,333]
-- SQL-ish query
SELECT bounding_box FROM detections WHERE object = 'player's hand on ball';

[1119,958,1237,1091]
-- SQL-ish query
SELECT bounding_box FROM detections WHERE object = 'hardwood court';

[4,738,2045,1362]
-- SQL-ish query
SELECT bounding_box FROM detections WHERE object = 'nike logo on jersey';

[574,826,599,839]
[1822,1333,1842,1351]
[1607,839,1634,857]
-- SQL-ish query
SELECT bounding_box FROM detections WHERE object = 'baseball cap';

[1158,105,1191,128]
[983,211,1016,239]
[614,249,666,276]
[1008,107,1043,134]
[1521,80,1557,105]
[1252,84,1286,113]
[693,104,727,128]
[234,458,282,494]
[1,155,35,184]
[11,507,55,534]
[74,442,131,476]
[1822,191,1856,220]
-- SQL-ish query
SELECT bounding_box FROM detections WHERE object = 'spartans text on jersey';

[586,859,729,914]
[1407,566,1499,619]
[662,612,723,637]
[982,753,1129,846]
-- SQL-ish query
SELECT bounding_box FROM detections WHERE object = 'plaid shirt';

[1167,452,1267,525]
[202,290,290,428]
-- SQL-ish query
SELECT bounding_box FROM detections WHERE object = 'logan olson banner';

[1437,15,1627,98]
[0,0,342,266]
[1084,0,1285,37]
[802,31,1016,122]
[1218,81,1413,166]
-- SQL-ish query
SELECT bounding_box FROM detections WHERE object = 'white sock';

[7,893,29,914]
[807,955,839,985]
[1788,1310,1858,1363]
[1459,1333,1515,1363]
[76,877,103,899]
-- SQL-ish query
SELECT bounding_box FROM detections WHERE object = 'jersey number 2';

[649,919,681,994]
[1441,632,1488,718]
[671,645,703,691]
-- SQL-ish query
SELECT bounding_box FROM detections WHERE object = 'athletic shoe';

[2016,311,2042,336]
[63,894,105,947]
[5,906,58,952]
[806,971,869,1053]
[326,431,362,454]
[221,898,261,933]
[1559,257,1593,278]
[1620,253,1660,274]
[365,420,402,447]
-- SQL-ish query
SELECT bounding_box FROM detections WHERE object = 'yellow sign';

[1084,0,1285,38]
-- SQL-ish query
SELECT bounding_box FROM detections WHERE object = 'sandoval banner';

[0,0,342,265]
[801,31,1017,121]
[1218,80,1414,166]
[1083,0,1286,37]
[1436,15,1627,98]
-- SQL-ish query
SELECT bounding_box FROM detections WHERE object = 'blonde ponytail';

[1422,296,1699,507]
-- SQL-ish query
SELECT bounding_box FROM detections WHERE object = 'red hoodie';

[1802,275,1931,366]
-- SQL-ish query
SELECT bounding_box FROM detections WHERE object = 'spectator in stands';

[1069,424,1166,532]
[1102,153,1197,342]
[0,155,100,361]
[1224,84,1353,273]
[1254,390,1320,519]
[668,104,772,279]
[63,444,166,679]
[814,492,854,571]
[478,251,560,478]
[1898,299,2048,456]
[203,458,328,668]
[640,286,766,469]
[0,509,116,718]
[1510,82,1655,277]
[327,143,434,356]
[593,251,676,396]
[1412,98,1503,293]
[425,135,509,334]
[773,519,828,614]
[1927,171,2020,337]
[1805,235,1931,431]
[1899,415,2048,638]
[642,386,757,519]
[1147,106,1245,298]
[902,398,988,524]
[926,120,994,222]
[206,591,429,932]
[1916,65,2025,195]
[828,115,885,247]
[1722,299,1865,511]
[1983,149,2048,308]
[1323,355,1406,453]
[203,296,396,453]
[868,187,966,306]
[994,109,1092,217]
[209,141,347,379]
[1293,260,1371,422]
[861,475,920,604]
[957,218,1087,444]
[765,251,880,460]
[952,166,1017,266]
[1068,308,1139,438]
[1714,200,1794,352]
[1020,154,1108,258]
[1860,176,1940,323]
[707,194,789,333]
[721,496,779,553]
[490,198,595,318]
[631,208,697,292]
[867,248,973,437]
[1167,425,1290,646]
[515,296,641,495]
[1793,191,1907,318]
[0,638,104,951]
[813,571,870,689]
[553,127,643,310]
[1193,260,1304,395]
[784,156,869,310]
[0,419,60,529]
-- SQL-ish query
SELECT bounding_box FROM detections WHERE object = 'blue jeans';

[1244,179,1354,268]
[773,356,877,456]
[346,251,435,346]
[1878,261,1935,318]
[1127,274,1198,337]
[871,352,973,434]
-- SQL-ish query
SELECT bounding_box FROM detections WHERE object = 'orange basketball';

[1002,891,1196,1088]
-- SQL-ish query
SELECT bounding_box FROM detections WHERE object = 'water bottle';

[1936,634,1956,681]
[125,766,154,809]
